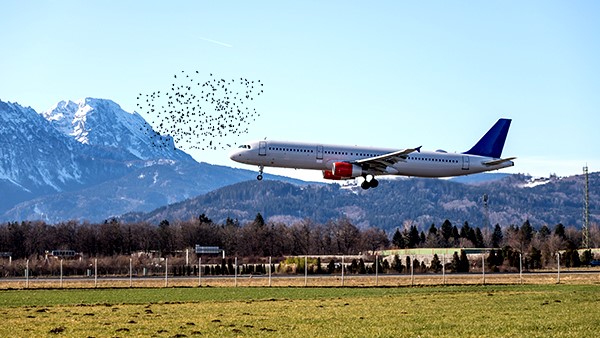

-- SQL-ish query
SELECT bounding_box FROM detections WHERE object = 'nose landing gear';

[257,165,264,180]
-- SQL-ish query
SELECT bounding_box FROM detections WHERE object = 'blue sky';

[2,1,599,180]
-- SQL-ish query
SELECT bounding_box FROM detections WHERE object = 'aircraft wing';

[354,146,422,173]
[483,157,517,166]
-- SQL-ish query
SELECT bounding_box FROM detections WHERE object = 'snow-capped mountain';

[42,98,191,162]
[0,100,89,211]
[0,98,304,222]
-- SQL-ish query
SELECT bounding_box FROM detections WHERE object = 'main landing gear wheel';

[360,176,379,190]
[370,178,379,188]
[257,166,264,181]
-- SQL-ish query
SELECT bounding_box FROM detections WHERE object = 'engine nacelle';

[331,162,363,178]
[322,170,345,180]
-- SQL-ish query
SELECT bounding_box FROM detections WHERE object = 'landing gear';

[360,175,379,190]
[370,178,379,188]
[257,166,264,181]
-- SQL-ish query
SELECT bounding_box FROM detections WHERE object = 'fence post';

[519,253,523,285]
[25,259,29,289]
[482,254,485,285]
[410,255,414,287]
[341,256,345,287]
[557,253,560,284]
[60,259,63,288]
[129,258,133,288]
[442,254,446,285]
[164,258,168,287]
[304,256,308,287]
[94,258,98,288]
[375,254,379,286]
[198,257,201,287]
[234,257,238,287]
[268,256,272,287]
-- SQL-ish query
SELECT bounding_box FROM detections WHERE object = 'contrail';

[198,36,233,48]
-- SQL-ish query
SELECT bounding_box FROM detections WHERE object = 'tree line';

[0,214,598,270]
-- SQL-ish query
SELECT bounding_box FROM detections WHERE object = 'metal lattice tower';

[582,165,590,249]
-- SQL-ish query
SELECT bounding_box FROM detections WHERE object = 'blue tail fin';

[463,118,511,158]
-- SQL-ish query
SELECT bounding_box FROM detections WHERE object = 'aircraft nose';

[229,150,242,161]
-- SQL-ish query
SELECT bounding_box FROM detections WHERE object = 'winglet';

[416,146,422,153]
[463,119,511,158]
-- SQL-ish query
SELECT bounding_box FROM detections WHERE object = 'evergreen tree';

[254,213,266,227]
[408,226,420,248]
[382,258,390,273]
[538,225,551,239]
[392,228,405,248]
[451,226,460,244]
[554,223,566,239]
[198,213,213,224]
[405,256,412,274]
[460,222,471,239]
[441,220,453,245]
[316,257,323,274]
[529,247,542,269]
[564,242,581,268]
[358,258,366,274]
[451,252,460,272]
[475,228,484,247]
[496,249,504,267]
[413,258,420,273]
[430,254,442,273]
[419,232,426,245]
[519,220,534,250]
[467,228,477,246]
[492,224,503,248]
[580,250,593,266]
[327,260,335,274]
[392,254,404,273]
[487,249,497,270]
[350,259,358,274]
[227,258,235,275]
[428,223,438,236]
[459,250,470,272]
[158,219,172,256]
[223,258,229,275]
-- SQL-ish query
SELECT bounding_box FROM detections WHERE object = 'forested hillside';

[123,173,599,231]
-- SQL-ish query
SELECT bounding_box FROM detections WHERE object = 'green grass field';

[1,285,599,337]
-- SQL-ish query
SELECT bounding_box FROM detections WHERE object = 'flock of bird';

[136,71,263,151]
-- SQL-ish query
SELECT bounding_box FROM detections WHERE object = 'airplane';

[230,118,515,189]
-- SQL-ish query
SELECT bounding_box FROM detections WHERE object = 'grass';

[1,284,600,337]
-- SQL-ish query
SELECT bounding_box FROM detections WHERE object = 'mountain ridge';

[121,172,599,231]
[0,97,308,222]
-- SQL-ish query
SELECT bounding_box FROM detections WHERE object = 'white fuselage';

[230,140,514,178]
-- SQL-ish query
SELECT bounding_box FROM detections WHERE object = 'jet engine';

[322,170,344,180]
[331,162,363,178]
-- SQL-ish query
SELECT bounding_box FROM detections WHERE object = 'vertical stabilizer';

[463,118,511,158]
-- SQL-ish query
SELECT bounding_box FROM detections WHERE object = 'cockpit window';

[238,144,251,149]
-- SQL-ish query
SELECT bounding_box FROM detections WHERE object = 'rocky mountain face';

[123,173,599,232]
[0,98,299,222]
[0,100,129,211]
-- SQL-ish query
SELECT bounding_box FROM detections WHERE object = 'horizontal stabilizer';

[483,157,517,166]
